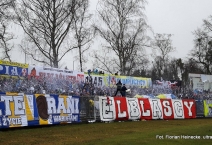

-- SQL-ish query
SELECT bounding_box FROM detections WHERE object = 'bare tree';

[73,0,95,72]
[151,33,175,77]
[0,0,16,61]
[93,0,150,75]
[203,15,212,33]
[152,34,175,63]
[131,58,150,77]
[151,56,164,79]
[92,48,117,74]
[169,58,180,80]
[14,0,84,68]
[190,29,212,74]
[188,15,212,74]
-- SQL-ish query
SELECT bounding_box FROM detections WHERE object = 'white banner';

[99,97,196,121]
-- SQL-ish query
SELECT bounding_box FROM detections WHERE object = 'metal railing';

[79,96,100,122]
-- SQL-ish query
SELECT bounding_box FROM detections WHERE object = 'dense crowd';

[0,75,212,100]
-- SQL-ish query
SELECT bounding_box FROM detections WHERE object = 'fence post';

[94,96,96,121]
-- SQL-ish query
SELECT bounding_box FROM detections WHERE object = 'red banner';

[182,99,196,119]
[138,98,152,120]
[99,97,196,121]
[160,99,174,120]
[114,97,129,121]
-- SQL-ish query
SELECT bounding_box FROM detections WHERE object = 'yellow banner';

[0,60,28,68]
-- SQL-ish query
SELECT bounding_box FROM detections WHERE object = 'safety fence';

[79,96,100,122]
[0,93,212,129]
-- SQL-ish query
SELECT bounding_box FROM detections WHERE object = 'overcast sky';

[90,0,212,59]
[145,0,212,59]
[10,0,212,70]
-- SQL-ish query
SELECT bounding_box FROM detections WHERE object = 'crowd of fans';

[0,75,212,100]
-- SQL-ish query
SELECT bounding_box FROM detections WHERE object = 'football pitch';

[0,118,212,145]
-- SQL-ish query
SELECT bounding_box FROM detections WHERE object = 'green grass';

[0,119,212,145]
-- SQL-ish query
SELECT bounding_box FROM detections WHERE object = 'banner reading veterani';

[35,94,80,125]
[0,94,28,128]
[0,94,80,128]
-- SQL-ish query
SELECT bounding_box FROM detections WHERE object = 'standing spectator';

[114,80,123,96]
[121,84,127,97]
[88,69,92,76]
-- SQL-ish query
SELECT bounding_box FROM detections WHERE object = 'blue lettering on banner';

[132,79,138,85]
[139,80,145,86]
[121,79,125,85]
[122,78,131,85]
[113,77,148,86]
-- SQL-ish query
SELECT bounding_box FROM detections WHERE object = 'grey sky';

[90,0,212,59]
[145,0,212,58]
[9,0,212,70]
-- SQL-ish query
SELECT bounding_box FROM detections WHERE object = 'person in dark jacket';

[114,80,123,96]
[121,84,127,97]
